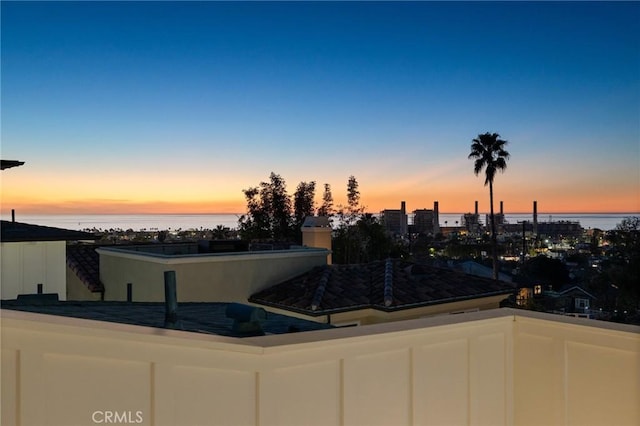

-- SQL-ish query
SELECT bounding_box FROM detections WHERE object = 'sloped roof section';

[66,244,105,293]
[249,259,515,316]
[1,220,95,242]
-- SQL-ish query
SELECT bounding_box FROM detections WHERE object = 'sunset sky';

[2,1,639,215]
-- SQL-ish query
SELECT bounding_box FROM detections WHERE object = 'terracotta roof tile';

[250,259,515,315]
[66,244,105,293]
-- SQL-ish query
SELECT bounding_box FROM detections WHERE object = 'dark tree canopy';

[337,175,364,228]
[293,181,316,228]
[468,132,510,186]
[602,216,640,311]
[317,183,334,217]
[517,255,570,291]
[238,172,293,241]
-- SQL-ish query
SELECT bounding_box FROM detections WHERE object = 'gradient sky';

[2,1,639,215]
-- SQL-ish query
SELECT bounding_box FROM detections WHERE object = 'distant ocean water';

[6,213,638,232]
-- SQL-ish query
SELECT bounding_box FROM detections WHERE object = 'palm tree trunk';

[489,180,498,280]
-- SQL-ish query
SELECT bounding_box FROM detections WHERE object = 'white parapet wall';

[1,308,639,426]
[0,241,67,300]
[96,246,329,302]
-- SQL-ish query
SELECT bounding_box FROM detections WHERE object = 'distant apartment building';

[381,201,408,236]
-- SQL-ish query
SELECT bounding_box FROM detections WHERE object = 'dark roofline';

[0,160,25,170]
[1,220,96,242]
[250,287,514,317]
[558,286,597,300]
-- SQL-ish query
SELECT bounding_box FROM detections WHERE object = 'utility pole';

[521,221,527,264]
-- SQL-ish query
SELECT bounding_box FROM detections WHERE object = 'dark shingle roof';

[249,259,515,316]
[1,220,95,242]
[66,244,105,293]
[0,300,333,337]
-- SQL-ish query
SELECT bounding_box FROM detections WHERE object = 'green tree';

[332,213,401,264]
[338,175,364,227]
[317,183,334,217]
[293,181,316,229]
[238,172,293,241]
[334,176,365,263]
[602,216,640,312]
[212,225,230,239]
[238,186,271,240]
[517,255,570,291]
[468,132,510,280]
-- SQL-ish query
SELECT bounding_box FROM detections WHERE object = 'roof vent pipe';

[11,209,15,223]
[164,270,180,329]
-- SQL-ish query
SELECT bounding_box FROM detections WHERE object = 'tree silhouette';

[238,172,293,241]
[293,181,316,228]
[468,132,510,280]
[317,183,334,217]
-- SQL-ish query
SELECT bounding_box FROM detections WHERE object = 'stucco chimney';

[301,216,332,265]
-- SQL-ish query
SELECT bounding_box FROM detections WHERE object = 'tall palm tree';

[468,132,510,280]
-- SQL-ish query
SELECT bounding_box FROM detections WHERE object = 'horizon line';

[4,211,639,216]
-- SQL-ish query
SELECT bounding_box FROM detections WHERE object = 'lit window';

[575,298,589,310]
[534,285,542,295]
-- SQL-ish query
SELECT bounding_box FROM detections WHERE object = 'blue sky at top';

[1,1,639,213]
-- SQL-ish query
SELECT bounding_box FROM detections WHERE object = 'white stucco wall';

[0,241,67,300]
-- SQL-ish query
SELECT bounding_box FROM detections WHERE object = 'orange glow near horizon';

[2,165,638,216]
[2,191,638,216]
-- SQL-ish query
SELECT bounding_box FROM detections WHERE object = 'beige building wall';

[97,247,329,302]
[0,241,67,300]
[2,308,638,426]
